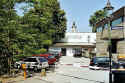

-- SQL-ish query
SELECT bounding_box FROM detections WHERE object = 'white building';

[51,22,96,57]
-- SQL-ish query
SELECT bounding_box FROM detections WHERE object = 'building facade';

[51,22,96,57]
[95,6,125,59]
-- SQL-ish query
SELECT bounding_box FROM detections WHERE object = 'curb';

[60,63,89,68]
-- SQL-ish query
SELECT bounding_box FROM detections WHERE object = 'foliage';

[0,0,67,60]
[89,10,107,32]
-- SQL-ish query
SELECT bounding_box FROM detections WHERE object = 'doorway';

[61,48,66,56]
[111,39,118,53]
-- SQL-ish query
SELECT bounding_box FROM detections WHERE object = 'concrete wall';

[64,32,96,43]
[96,41,108,56]
[66,48,74,56]
[96,32,108,56]
[96,32,125,56]
[102,29,124,39]
[117,41,125,54]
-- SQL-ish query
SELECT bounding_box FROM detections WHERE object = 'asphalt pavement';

[40,56,109,83]
[10,56,109,83]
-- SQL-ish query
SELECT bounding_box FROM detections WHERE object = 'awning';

[53,42,95,48]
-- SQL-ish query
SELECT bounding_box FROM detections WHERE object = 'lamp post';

[103,0,114,83]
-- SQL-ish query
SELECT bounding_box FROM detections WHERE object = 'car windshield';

[49,51,58,54]
[39,58,47,62]
[95,57,109,62]
[24,58,37,62]
[48,56,55,59]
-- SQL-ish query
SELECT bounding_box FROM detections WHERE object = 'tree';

[15,0,67,54]
[0,0,67,75]
[0,0,67,59]
[89,10,107,32]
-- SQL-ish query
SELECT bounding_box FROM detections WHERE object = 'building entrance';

[61,48,66,56]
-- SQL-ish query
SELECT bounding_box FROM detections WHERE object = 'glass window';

[24,58,37,62]
[96,26,102,32]
[48,56,55,59]
[104,24,108,29]
[96,57,109,62]
[111,17,123,27]
[39,58,47,62]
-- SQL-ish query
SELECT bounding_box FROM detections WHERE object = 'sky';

[15,2,32,16]
[59,0,125,32]
[15,0,125,32]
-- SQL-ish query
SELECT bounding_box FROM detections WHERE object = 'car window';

[39,58,47,62]
[96,57,109,62]
[48,56,55,59]
[49,51,58,54]
[24,58,37,62]
[118,58,125,62]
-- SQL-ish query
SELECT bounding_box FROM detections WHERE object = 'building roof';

[53,42,95,48]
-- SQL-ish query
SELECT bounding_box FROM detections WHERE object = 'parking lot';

[40,56,109,83]
[0,56,110,83]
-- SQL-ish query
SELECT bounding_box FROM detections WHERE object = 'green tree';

[15,0,67,54]
[0,0,67,75]
[89,10,107,32]
[0,0,67,59]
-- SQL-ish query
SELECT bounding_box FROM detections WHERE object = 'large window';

[111,17,123,28]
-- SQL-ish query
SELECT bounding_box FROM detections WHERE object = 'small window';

[96,26,102,32]
[104,24,108,29]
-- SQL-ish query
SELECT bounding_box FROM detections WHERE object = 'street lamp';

[103,0,114,83]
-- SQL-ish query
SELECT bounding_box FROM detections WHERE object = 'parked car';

[32,54,57,65]
[49,51,61,62]
[14,57,49,71]
[112,58,125,69]
[89,57,110,70]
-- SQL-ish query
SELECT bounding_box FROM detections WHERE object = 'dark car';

[112,58,125,69]
[89,57,110,70]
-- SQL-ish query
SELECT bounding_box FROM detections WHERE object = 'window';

[39,58,47,62]
[73,48,82,55]
[96,57,109,62]
[24,58,37,62]
[111,17,123,27]
[96,26,102,32]
[104,24,108,29]
[48,56,54,59]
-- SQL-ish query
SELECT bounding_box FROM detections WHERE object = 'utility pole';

[103,0,114,83]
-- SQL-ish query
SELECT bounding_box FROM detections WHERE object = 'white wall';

[66,48,74,56]
[64,32,96,43]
